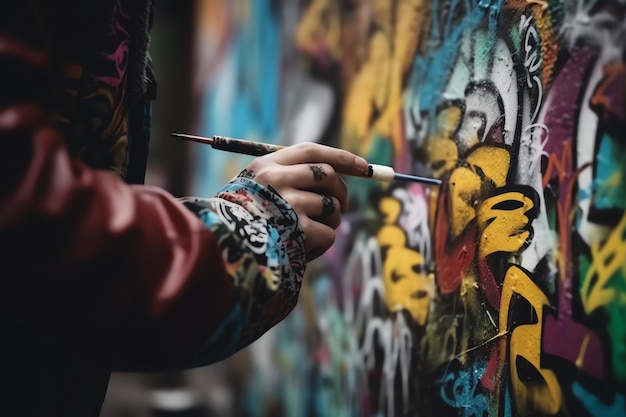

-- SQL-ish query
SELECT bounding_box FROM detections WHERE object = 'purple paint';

[541,48,605,379]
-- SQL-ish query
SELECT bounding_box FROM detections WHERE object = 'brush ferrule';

[367,164,396,181]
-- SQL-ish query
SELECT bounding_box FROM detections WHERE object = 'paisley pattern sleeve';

[178,177,306,366]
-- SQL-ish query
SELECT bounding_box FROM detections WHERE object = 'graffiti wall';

[192,0,626,416]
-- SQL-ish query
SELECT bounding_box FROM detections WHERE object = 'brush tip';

[171,132,215,145]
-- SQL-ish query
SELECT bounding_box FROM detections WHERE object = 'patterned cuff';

[180,177,306,310]
[216,177,307,287]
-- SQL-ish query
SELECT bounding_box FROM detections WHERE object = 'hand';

[241,142,369,261]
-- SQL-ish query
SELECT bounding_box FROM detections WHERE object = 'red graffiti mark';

[480,345,500,391]
[393,111,412,175]
[477,256,502,310]
[591,62,626,124]
[434,182,476,294]
[487,116,505,144]
[315,344,330,364]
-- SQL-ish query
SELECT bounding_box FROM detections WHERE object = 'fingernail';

[354,156,369,172]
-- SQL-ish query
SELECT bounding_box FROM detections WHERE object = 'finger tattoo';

[309,165,327,182]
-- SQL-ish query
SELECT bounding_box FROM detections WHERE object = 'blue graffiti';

[409,0,505,119]
[195,0,282,196]
[592,132,626,212]
[504,386,512,417]
[311,276,366,417]
[573,382,626,417]
[438,362,494,417]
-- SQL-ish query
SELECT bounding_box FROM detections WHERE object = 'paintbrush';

[172,133,442,186]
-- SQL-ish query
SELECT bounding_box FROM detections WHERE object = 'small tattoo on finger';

[309,165,327,182]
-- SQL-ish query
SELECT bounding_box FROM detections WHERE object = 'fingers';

[239,141,368,262]
[301,219,336,262]
[247,161,349,211]
[318,194,337,222]
[311,193,340,229]
[275,188,340,261]
[261,142,370,177]
[280,189,341,229]
[298,163,348,211]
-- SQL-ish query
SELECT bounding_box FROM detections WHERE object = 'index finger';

[266,142,370,177]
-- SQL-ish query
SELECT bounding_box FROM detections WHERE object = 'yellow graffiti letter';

[378,197,432,325]
[478,191,535,257]
[581,212,626,314]
[499,265,562,415]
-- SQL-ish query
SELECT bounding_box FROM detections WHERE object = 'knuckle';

[255,168,280,185]
[296,142,318,153]
[311,162,334,179]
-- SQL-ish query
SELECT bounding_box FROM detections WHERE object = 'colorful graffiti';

[193,0,626,416]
